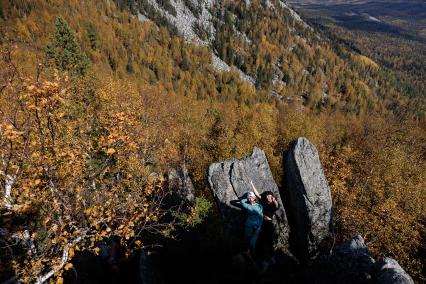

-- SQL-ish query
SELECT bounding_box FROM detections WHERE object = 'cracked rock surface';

[284,137,332,261]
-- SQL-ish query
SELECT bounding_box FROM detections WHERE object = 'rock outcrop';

[317,235,376,283]
[168,166,195,204]
[284,137,332,260]
[207,138,414,283]
[375,258,414,284]
[208,147,290,251]
[314,235,414,284]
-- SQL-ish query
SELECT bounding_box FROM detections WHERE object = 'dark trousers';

[257,220,274,260]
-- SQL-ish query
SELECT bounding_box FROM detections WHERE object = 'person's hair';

[262,191,274,197]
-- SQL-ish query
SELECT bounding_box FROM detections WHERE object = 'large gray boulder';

[376,258,414,284]
[284,137,332,260]
[208,147,290,251]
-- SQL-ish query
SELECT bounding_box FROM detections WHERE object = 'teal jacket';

[240,198,263,228]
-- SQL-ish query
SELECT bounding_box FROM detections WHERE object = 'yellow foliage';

[64,263,73,271]
[353,54,380,69]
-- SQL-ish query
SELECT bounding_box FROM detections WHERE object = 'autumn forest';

[0,0,425,283]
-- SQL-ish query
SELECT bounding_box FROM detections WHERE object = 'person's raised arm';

[272,196,278,209]
[250,181,261,200]
[239,198,250,209]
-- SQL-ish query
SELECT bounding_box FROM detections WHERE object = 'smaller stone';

[336,235,370,258]
[168,166,195,204]
[376,258,414,284]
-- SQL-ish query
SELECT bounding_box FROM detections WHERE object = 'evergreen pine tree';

[46,16,90,75]
[87,23,98,50]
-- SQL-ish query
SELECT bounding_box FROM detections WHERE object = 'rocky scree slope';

[113,0,363,106]
[131,0,310,78]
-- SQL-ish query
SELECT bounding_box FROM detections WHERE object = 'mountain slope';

[1,0,418,115]
[0,0,425,282]
[111,0,417,115]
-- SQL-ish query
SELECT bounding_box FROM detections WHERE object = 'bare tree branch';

[35,230,88,284]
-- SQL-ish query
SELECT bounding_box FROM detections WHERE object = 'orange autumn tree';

[0,46,194,283]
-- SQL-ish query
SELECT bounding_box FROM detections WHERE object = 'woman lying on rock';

[239,191,263,256]
[250,181,279,272]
